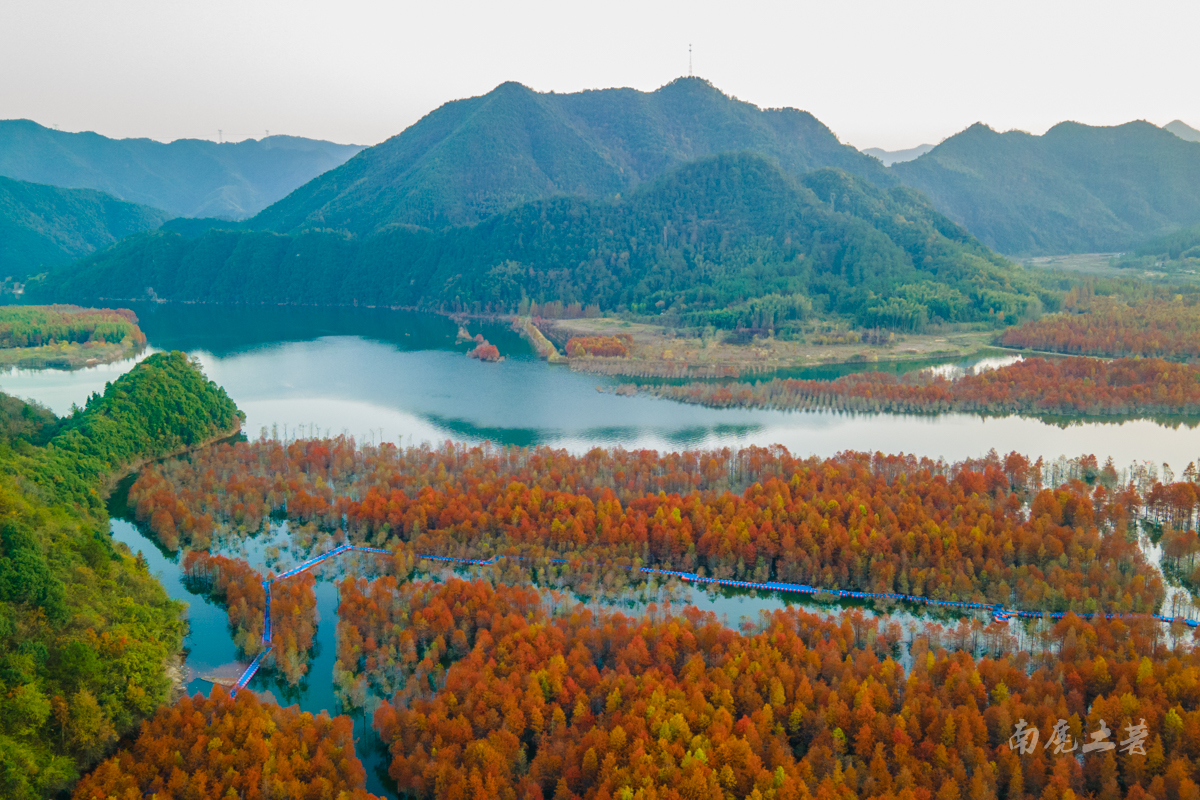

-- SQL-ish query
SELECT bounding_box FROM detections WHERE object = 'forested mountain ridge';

[34,153,1043,331]
[248,77,892,235]
[0,176,167,278]
[0,352,242,798]
[890,119,1200,255]
[0,120,364,219]
[1166,119,1200,142]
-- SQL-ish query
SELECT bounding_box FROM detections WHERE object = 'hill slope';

[890,120,1200,255]
[249,77,892,235]
[1165,120,1200,142]
[862,144,934,166]
[0,120,364,219]
[34,154,1040,331]
[0,176,167,278]
[1114,221,1200,272]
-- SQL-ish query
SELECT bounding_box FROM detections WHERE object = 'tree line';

[126,440,1166,614]
[1000,296,1200,360]
[628,356,1200,418]
[0,305,144,350]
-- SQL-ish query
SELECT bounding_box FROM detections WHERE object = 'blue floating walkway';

[228,544,1195,694]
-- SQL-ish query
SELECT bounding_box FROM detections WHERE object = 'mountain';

[862,144,935,166]
[0,176,167,279]
[1116,222,1200,271]
[890,120,1200,255]
[1165,120,1200,143]
[32,153,1041,332]
[248,77,893,235]
[0,120,364,219]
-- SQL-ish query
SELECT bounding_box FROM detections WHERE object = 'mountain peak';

[1165,120,1200,143]
[249,79,891,236]
[892,116,1200,254]
[0,121,364,218]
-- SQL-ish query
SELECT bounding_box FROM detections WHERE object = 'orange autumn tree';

[335,576,548,705]
[1001,296,1200,359]
[636,356,1200,417]
[132,443,1167,613]
[73,688,381,800]
[370,578,1200,800]
[182,551,317,684]
[567,335,632,358]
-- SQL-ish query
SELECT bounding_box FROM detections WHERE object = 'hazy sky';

[2,0,1197,151]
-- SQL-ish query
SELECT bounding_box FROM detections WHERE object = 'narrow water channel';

[108,501,1018,798]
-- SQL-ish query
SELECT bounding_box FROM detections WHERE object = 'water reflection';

[2,304,1200,467]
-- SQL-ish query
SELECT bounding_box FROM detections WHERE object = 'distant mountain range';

[1166,120,1200,143]
[20,78,1200,320]
[0,176,167,279]
[31,153,1042,332]
[862,144,935,166]
[248,82,1200,257]
[249,77,892,235]
[0,120,364,219]
[891,120,1200,255]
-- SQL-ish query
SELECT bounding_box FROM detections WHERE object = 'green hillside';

[1116,222,1200,272]
[0,352,241,798]
[34,153,1043,331]
[890,120,1200,255]
[0,121,363,219]
[249,77,892,235]
[0,177,167,279]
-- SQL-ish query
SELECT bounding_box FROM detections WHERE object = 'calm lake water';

[1,302,1199,468]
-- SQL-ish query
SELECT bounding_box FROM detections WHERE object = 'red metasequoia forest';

[90,439,1200,800]
[129,442,1173,613]
[633,357,1200,417]
[1000,296,1200,360]
[72,688,381,800]
[182,551,317,685]
[567,335,633,358]
[353,577,1200,800]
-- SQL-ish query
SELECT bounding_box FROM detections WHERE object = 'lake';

[2,302,1200,469]
[10,301,1190,798]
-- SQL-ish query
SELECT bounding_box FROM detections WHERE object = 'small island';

[0,304,147,370]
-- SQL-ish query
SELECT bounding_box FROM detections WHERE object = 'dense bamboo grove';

[126,440,1169,613]
[627,357,1200,417]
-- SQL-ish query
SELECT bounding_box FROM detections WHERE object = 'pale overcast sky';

[2,0,1197,151]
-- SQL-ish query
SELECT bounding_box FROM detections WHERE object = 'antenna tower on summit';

[689,44,693,76]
